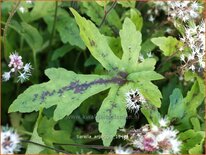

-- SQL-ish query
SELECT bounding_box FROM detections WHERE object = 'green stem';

[18,129,33,136]
[49,1,58,48]
[32,50,38,83]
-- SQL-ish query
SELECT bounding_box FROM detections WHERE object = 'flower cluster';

[180,21,205,72]
[1,126,21,154]
[125,89,146,113]
[2,52,32,83]
[129,118,181,154]
[114,146,133,154]
[166,1,202,22]
[19,0,33,13]
[151,1,202,22]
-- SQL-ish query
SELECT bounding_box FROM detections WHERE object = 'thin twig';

[99,1,117,28]
[55,143,114,150]
[157,50,180,70]
[3,0,21,54]
[21,140,71,154]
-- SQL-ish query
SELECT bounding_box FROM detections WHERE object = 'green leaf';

[44,8,85,49]
[134,58,156,72]
[176,82,205,131]
[117,1,136,8]
[10,21,43,52]
[51,44,74,61]
[184,71,205,95]
[135,81,162,107]
[96,1,109,6]
[129,9,143,31]
[26,111,45,154]
[120,17,142,73]
[38,116,77,153]
[151,36,182,56]
[168,88,185,120]
[96,86,127,146]
[9,68,116,121]
[70,8,121,71]
[127,71,164,82]
[141,106,161,125]
[190,117,201,131]
[106,36,123,59]
[141,30,164,54]
[80,2,121,29]
[179,130,205,154]
[30,1,56,22]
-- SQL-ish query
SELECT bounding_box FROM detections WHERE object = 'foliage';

[1,1,205,154]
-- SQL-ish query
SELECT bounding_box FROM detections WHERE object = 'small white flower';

[114,146,133,154]
[179,46,184,51]
[23,63,32,73]
[2,72,11,81]
[19,6,25,13]
[26,0,32,4]
[133,138,144,150]
[166,28,172,33]
[126,89,146,113]
[148,15,155,22]
[1,127,21,154]
[159,117,168,127]
[17,72,31,83]
[169,138,182,154]
[179,75,184,81]
[191,2,201,10]
[199,61,205,69]
[147,52,153,58]
[187,54,195,61]
[151,124,159,132]
[189,65,195,71]
[180,54,185,62]
[139,54,144,62]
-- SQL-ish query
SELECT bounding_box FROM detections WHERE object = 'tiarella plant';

[2,1,205,154]
[9,8,164,146]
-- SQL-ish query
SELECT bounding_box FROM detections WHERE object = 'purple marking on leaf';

[31,72,127,104]
[32,94,38,102]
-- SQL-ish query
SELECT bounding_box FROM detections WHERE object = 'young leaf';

[70,8,121,72]
[151,36,182,56]
[9,68,120,121]
[129,8,143,31]
[119,17,142,73]
[168,88,185,120]
[96,86,127,146]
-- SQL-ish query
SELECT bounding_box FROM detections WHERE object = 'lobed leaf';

[151,36,182,56]
[70,8,121,72]
[120,17,142,73]
[96,86,127,146]
[9,68,119,121]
